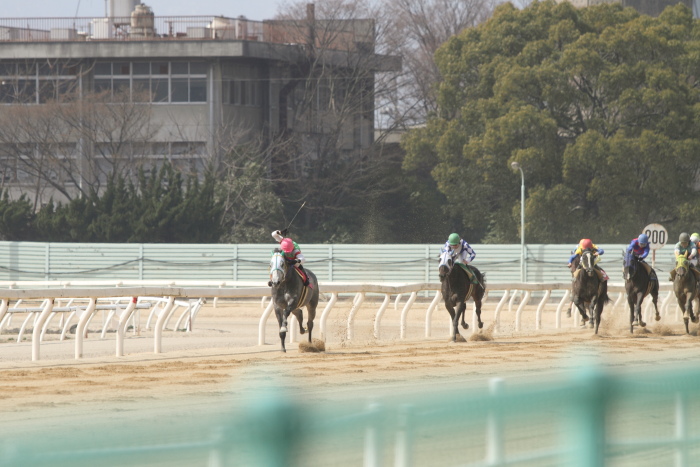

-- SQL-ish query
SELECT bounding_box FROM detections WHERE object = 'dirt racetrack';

[0,296,698,436]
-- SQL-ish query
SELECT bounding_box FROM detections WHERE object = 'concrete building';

[0,1,400,204]
[555,0,694,17]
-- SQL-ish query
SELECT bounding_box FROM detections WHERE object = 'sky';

[3,0,284,21]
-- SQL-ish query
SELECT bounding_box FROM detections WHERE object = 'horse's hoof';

[632,320,639,326]
[566,311,571,318]
[640,321,646,328]
[463,323,469,330]
[693,317,699,324]
[478,322,484,329]
[655,315,661,322]
[280,326,287,333]
[300,327,306,335]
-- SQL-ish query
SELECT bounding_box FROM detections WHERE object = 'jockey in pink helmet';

[272,229,308,285]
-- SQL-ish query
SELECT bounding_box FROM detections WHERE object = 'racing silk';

[626,239,649,260]
[442,239,475,264]
[569,243,604,264]
[674,241,697,259]
[271,230,306,265]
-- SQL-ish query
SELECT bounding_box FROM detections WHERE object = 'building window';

[93,60,208,103]
[224,79,261,107]
[0,61,79,104]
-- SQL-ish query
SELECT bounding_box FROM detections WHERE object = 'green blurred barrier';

[3,365,700,466]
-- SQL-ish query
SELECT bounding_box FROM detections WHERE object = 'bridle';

[269,250,288,286]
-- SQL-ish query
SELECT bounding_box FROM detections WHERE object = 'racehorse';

[571,249,610,334]
[622,250,660,333]
[438,250,486,342]
[672,256,698,334]
[268,249,320,352]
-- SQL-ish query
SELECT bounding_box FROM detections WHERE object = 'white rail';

[0,281,679,361]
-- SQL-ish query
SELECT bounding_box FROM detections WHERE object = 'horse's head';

[622,250,637,281]
[580,249,596,277]
[675,256,689,279]
[269,249,288,287]
[438,249,454,282]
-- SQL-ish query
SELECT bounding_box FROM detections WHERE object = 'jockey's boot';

[298,265,310,286]
[595,266,609,282]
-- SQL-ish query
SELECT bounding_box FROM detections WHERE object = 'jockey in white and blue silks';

[442,232,475,265]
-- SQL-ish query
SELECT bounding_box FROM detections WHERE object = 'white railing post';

[347,292,365,341]
[535,290,550,330]
[399,292,418,339]
[116,297,138,357]
[258,301,274,346]
[556,289,570,329]
[364,402,382,467]
[75,298,97,359]
[424,290,442,338]
[32,298,54,361]
[374,294,391,339]
[319,292,338,340]
[394,404,413,467]
[153,296,175,354]
[515,291,531,332]
[493,290,510,333]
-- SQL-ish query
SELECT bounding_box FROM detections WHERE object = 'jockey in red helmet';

[272,229,309,286]
[568,238,608,281]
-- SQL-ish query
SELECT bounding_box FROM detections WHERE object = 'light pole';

[510,161,525,282]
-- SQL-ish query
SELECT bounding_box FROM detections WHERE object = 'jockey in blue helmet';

[626,233,655,279]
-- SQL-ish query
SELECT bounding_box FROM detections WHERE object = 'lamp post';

[510,161,525,282]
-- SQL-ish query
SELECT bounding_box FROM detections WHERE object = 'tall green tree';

[403,1,700,243]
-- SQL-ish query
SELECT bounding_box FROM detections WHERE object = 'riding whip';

[285,201,306,231]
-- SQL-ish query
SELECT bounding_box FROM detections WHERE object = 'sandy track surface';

[0,298,698,432]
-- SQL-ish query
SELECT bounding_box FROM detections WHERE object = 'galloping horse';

[438,250,486,342]
[672,256,698,334]
[622,250,659,333]
[268,249,320,352]
[571,249,610,334]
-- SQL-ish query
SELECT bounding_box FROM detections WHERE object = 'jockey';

[670,232,699,281]
[690,233,700,267]
[442,232,478,284]
[271,229,309,286]
[568,238,609,281]
[626,233,655,279]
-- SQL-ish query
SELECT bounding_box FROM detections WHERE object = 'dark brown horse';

[571,249,610,334]
[622,250,659,333]
[672,256,698,334]
[268,249,319,352]
[438,250,486,342]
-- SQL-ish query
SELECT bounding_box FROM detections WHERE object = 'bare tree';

[382,0,498,125]
[0,87,160,208]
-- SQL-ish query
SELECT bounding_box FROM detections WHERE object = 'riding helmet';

[580,239,593,250]
[692,233,700,243]
[280,238,295,253]
[448,233,460,245]
[680,232,690,244]
[638,233,649,246]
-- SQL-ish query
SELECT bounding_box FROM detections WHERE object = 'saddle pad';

[294,266,313,289]
[456,263,480,285]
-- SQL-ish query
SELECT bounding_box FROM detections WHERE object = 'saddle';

[293,265,313,289]
[456,263,480,285]
[573,267,608,282]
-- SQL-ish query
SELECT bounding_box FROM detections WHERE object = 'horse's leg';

[307,294,318,343]
[652,286,661,322]
[636,292,646,328]
[473,289,484,329]
[445,301,457,342]
[683,295,691,334]
[291,308,306,335]
[573,295,588,324]
[595,299,603,335]
[454,301,467,339]
[588,300,596,329]
[688,294,696,328]
[628,294,636,333]
[274,307,287,353]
